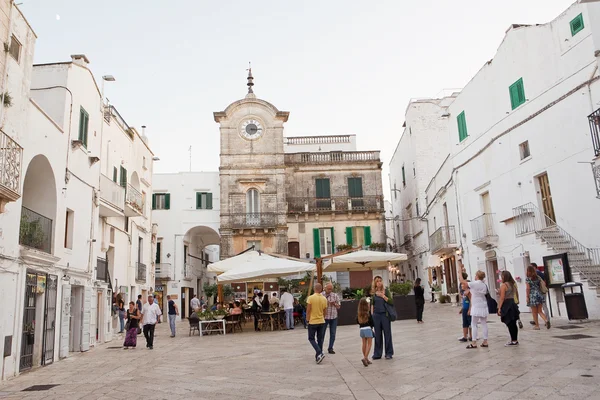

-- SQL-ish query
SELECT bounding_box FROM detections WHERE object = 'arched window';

[246,189,260,215]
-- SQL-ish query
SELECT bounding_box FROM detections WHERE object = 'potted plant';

[448,283,459,304]
[214,309,227,320]
[388,281,417,321]
[432,284,442,302]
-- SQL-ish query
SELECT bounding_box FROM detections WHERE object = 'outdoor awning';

[214,251,316,284]
[427,255,441,268]
[324,250,408,272]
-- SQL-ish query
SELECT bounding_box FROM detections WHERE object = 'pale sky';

[21,0,574,197]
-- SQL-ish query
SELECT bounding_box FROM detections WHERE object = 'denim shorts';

[360,327,374,338]
[462,311,472,328]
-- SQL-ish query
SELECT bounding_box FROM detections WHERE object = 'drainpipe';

[452,169,471,276]
[0,0,14,130]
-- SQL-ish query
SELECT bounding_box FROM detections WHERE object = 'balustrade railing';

[228,213,277,228]
[284,135,352,145]
[0,130,22,196]
[285,151,380,165]
[287,196,383,213]
[19,207,52,253]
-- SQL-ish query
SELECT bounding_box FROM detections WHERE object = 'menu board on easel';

[543,253,571,288]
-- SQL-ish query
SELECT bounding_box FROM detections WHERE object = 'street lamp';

[101,75,116,106]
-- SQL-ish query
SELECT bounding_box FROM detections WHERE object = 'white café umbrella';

[213,251,316,284]
[324,250,407,272]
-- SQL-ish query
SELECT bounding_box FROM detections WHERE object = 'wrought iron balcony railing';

[470,213,498,243]
[0,130,22,203]
[429,226,457,254]
[136,262,146,283]
[19,207,53,253]
[287,196,383,213]
[126,184,143,215]
[227,213,278,229]
[588,108,600,157]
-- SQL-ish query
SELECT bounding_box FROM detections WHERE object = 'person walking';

[117,300,126,333]
[279,288,295,330]
[414,278,425,323]
[371,276,394,360]
[136,294,143,314]
[458,267,489,349]
[497,271,520,346]
[167,295,179,337]
[357,297,374,367]
[526,265,550,330]
[323,282,341,354]
[141,295,162,349]
[190,294,201,312]
[123,301,141,349]
[528,263,550,327]
[306,283,328,364]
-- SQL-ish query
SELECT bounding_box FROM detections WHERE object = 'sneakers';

[316,353,325,364]
[385,355,393,360]
[518,321,524,329]
[505,341,519,347]
[328,349,335,354]
[458,337,468,342]
[546,321,551,329]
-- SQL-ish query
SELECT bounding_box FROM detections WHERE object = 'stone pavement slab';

[1,302,600,399]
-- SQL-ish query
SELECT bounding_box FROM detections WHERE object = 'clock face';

[240,119,263,140]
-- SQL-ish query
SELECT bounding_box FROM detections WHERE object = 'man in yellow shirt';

[306,283,328,364]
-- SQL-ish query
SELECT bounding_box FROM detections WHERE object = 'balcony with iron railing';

[287,196,383,213]
[155,263,173,280]
[99,174,125,216]
[429,226,457,255]
[125,184,143,217]
[284,151,380,165]
[136,262,146,283]
[183,263,196,280]
[225,213,278,229]
[588,108,600,157]
[19,207,53,254]
[96,258,109,283]
[470,213,498,249]
[0,130,23,212]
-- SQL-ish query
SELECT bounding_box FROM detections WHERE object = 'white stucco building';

[151,172,220,318]
[399,1,600,318]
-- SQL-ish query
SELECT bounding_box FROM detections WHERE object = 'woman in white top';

[458,267,489,349]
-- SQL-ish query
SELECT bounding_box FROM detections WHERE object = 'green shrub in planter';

[390,282,413,296]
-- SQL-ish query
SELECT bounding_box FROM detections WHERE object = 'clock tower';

[214,70,290,258]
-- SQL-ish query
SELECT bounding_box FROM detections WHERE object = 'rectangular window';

[9,35,21,63]
[570,13,584,36]
[509,78,526,110]
[138,237,143,263]
[112,166,117,183]
[119,166,127,188]
[78,107,90,147]
[156,241,161,264]
[319,228,334,256]
[315,178,331,209]
[347,177,363,198]
[247,240,262,251]
[196,192,213,209]
[152,193,170,210]
[346,226,365,247]
[402,166,406,187]
[457,111,468,142]
[519,141,531,160]
[64,209,74,249]
[183,244,188,265]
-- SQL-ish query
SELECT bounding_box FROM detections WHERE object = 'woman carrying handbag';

[370,276,394,360]
[458,266,489,349]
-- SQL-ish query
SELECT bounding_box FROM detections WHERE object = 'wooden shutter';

[457,111,467,141]
[510,78,525,110]
[83,113,89,147]
[316,179,330,198]
[152,194,156,210]
[348,178,363,197]
[330,227,335,254]
[119,167,127,188]
[112,167,117,182]
[346,227,353,245]
[165,193,171,210]
[196,192,202,209]
[364,226,372,246]
[313,228,321,258]
[206,193,213,209]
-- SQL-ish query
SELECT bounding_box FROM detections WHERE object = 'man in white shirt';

[190,294,201,312]
[141,295,162,349]
[279,288,295,330]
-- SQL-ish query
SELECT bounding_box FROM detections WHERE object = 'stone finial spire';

[247,62,254,93]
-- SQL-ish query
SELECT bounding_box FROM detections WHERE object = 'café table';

[200,319,226,336]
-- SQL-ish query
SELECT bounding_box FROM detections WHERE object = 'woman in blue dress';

[526,266,550,330]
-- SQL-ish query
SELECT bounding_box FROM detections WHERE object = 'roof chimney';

[71,54,90,66]
[141,125,149,145]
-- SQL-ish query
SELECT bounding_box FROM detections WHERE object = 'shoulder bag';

[484,284,498,314]
[382,290,397,321]
[540,279,549,294]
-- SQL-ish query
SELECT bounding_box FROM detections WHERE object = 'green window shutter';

[196,192,202,209]
[346,227,353,245]
[313,228,321,258]
[364,226,372,246]
[348,178,363,197]
[152,194,156,210]
[206,193,213,209]
[509,78,525,110]
[119,167,127,188]
[457,111,468,142]
[83,113,89,147]
[570,13,584,36]
[316,179,330,198]
[330,227,335,254]
[112,167,117,182]
[165,193,171,210]
[155,242,161,264]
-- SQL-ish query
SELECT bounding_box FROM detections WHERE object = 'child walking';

[357,298,374,367]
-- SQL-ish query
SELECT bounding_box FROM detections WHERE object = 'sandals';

[466,344,478,349]
[533,326,540,330]
[361,358,369,367]
[480,343,489,348]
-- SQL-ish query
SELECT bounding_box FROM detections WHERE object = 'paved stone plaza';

[1,303,600,400]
